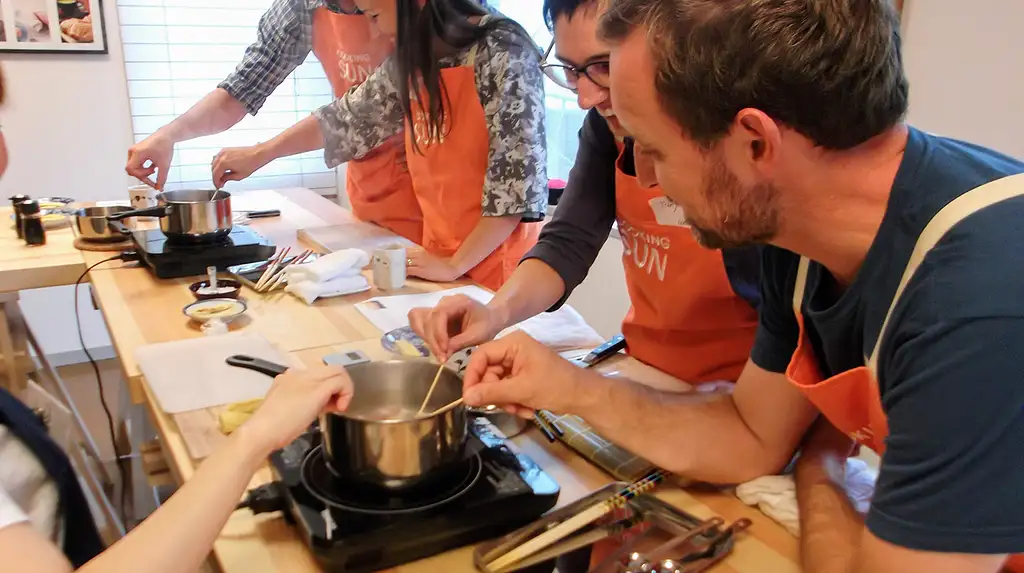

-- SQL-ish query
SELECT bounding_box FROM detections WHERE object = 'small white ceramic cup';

[128,184,160,221]
[372,244,407,290]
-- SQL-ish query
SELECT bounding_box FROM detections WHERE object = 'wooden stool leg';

[0,303,24,396]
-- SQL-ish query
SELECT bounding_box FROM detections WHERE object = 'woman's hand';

[407,247,461,283]
[240,365,354,453]
[211,144,272,189]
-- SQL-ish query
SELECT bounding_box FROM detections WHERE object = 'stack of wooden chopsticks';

[252,248,315,293]
[483,470,667,572]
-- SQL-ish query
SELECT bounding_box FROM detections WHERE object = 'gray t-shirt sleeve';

[522,109,618,310]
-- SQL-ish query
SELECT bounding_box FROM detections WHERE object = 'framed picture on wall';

[0,0,107,53]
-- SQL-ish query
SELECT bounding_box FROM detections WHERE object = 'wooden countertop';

[89,188,799,572]
[0,211,86,293]
[85,189,457,402]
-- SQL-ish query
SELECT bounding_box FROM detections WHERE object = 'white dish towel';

[734,458,877,537]
[285,249,369,283]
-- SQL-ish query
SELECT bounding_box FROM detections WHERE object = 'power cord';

[235,481,286,514]
[74,252,138,528]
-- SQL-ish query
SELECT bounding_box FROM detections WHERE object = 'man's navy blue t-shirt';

[751,126,1024,554]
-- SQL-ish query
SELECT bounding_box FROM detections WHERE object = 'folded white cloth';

[286,275,370,305]
[734,458,877,537]
[285,249,369,284]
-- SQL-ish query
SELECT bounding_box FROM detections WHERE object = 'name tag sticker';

[648,197,689,227]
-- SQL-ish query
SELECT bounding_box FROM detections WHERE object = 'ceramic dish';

[189,279,242,300]
[183,298,247,323]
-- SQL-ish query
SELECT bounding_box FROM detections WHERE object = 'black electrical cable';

[74,254,131,528]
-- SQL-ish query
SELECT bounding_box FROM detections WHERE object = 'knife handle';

[582,334,627,368]
[226,355,289,378]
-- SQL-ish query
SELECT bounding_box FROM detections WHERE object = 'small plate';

[183,298,247,323]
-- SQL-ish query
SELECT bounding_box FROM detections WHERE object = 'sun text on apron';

[614,144,757,383]
[311,9,423,242]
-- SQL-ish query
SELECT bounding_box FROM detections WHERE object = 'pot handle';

[226,355,290,378]
[107,220,132,236]
[107,205,168,221]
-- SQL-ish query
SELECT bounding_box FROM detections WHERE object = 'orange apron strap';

[866,172,1024,378]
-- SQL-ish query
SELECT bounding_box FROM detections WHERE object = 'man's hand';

[211,144,272,188]
[407,247,461,283]
[408,294,506,360]
[241,365,353,453]
[461,331,591,417]
[126,132,174,190]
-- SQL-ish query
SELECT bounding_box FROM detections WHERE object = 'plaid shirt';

[217,0,355,115]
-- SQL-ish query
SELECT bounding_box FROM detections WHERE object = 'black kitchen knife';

[573,334,626,369]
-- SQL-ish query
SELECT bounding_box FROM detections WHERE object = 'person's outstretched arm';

[0,366,352,573]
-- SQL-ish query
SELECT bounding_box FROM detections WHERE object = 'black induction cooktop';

[131,226,275,279]
[270,417,560,572]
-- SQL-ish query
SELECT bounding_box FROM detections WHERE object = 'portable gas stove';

[131,226,275,279]
[269,417,560,572]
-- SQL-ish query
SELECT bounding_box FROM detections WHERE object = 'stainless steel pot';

[107,189,232,242]
[224,355,469,491]
[321,359,468,490]
[72,205,135,242]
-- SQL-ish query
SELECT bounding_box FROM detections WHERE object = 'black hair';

[396,0,535,153]
[541,0,596,31]
[600,0,909,150]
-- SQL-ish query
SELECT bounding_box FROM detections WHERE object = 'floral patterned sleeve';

[313,58,404,168]
[474,27,549,218]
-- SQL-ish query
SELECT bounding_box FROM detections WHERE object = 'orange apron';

[311,9,423,243]
[402,45,539,291]
[615,145,757,383]
[785,173,1024,570]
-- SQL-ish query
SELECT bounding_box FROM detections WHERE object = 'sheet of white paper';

[356,286,603,351]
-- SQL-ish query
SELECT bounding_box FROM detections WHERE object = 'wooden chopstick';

[261,249,312,292]
[255,246,290,291]
[486,471,666,571]
[421,398,462,418]
[417,361,448,415]
[495,518,636,573]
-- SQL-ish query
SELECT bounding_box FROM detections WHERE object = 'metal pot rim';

[158,189,232,205]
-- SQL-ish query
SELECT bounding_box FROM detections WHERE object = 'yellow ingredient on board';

[396,339,422,357]
[217,398,264,434]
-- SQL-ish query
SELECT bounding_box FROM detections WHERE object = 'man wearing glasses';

[409,0,760,388]
[124,0,423,242]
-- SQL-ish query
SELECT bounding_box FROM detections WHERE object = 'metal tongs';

[616,517,752,573]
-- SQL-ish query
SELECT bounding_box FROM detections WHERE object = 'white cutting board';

[135,332,292,414]
[298,221,416,257]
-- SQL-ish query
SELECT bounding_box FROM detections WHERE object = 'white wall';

[0,0,132,362]
[902,0,1024,159]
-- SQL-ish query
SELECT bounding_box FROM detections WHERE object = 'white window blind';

[117,0,339,194]
[116,0,580,194]
[489,0,586,181]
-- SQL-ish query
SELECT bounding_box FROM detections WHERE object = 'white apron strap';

[792,256,811,314]
[866,173,1024,378]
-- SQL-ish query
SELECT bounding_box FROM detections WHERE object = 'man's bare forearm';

[571,369,802,483]
[795,450,862,572]
[158,88,248,143]
[487,259,567,329]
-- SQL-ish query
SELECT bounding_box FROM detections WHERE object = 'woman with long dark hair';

[212,0,548,290]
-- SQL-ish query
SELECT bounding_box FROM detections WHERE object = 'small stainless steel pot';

[72,205,134,242]
[107,189,232,242]
[468,405,528,438]
[320,359,468,490]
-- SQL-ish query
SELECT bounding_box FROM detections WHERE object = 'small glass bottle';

[9,194,30,239]
[19,199,46,246]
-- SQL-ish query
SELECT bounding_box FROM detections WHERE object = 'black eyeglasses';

[539,39,610,92]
